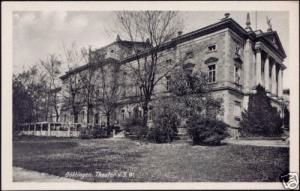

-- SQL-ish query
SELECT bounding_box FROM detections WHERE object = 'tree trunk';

[106,114,110,127]
[74,111,78,123]
[142,102,149,127]
[87,107,90,125]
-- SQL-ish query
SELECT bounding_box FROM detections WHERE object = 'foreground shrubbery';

[80,125,112,139]
[123,117,148,140]
[147,110,180,143]
[240,85,283,137]
[186,116,229,145]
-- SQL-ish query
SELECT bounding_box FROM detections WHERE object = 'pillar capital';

[254,42,262,50]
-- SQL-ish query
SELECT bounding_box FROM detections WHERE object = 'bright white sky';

[13,11,289,88]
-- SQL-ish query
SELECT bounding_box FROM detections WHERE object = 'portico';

[254,41,285,99]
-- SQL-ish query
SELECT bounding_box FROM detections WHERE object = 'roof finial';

[266,16,272,32]
[245,12,252,31]
[116,34,121,42]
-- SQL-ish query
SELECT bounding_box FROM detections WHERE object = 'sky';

[13,11,289,88]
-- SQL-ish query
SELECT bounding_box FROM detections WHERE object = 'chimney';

[221,13,230,21]
[224,13,230,19]
[116,34,121,42]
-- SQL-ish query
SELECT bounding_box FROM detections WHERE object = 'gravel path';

[223,139,289,148]
[13,167,81,182]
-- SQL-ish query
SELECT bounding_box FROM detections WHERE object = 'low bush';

[79,128,94,139]
[123,117,148,140]
[147,108,180,143]
[147,126,175,143]
[186,116,229,145]
[79,125,112,139]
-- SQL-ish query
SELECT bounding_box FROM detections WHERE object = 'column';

[278,68,283,97]
[256,49,262,85]
[243,39,251,92]
[264,56,270,92]
[271,63,277,95]
[252,54,256,89]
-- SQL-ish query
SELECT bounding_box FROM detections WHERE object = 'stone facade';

[59,13,287,135]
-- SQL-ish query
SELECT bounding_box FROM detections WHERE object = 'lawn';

[13,136,289,182]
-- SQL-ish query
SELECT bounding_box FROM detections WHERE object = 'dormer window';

[166,59,172,65]
[208,44,217,52]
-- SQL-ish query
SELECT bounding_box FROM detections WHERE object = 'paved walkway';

[13,167,81,182]
[223,139,289,148]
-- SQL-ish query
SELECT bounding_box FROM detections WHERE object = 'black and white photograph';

[1,1,299,190]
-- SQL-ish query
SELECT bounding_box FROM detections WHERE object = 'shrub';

[147,126,175,143]
[79,127,94,139]
[147,106,180,143]
[123,117,148,140]
[186,116,229,145]
[240,85,283,137]
[79,125,112,139]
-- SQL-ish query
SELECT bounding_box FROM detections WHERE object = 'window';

[121,109,125,120]
[63,114,67,122]
[208,44,217,52]
[166,76,171,91]
[208,64,216,83]
[94,113,99,124]
[111,49,114,53]
[166,59,172,65]
[234,65,241,84]
[235,45,241,55]
[135,82,140,96]
[233,101,242,117]
[122,88,126,98]
[148,106,154,120]
[122,72,127,97]
[186,51,194,58]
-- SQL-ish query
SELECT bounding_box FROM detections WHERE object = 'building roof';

[60,15,287,78]
[60,57,119,80]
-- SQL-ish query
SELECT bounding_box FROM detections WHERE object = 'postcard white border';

[2,1,299,190]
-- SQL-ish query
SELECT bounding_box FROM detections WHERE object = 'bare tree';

[77,48,98,125]
[169,68,223,120]
[93,58,122,127]
[61,43,88,123]
[40,54,62,122]
[115,11,184,125]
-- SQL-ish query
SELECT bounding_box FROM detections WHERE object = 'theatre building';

[59,13,287,135]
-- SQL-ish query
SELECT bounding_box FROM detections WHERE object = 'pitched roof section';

[60,16,287,78]
[121,18,253,63]
[60,57,119,80]
[257,31,287,59]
